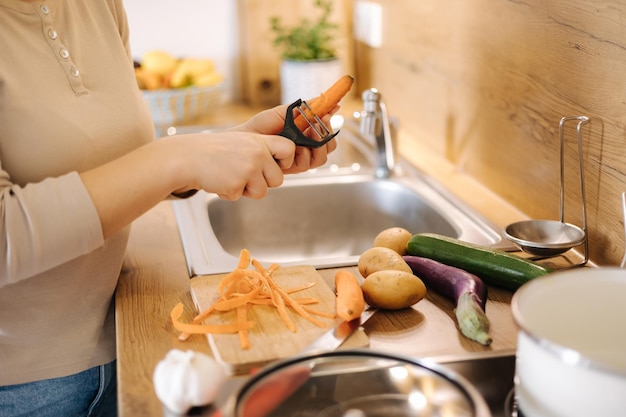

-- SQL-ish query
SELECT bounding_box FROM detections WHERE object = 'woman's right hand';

[164,130,297,201]
[80,105,335,239]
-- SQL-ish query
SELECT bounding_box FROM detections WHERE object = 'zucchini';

[406,233,553,291]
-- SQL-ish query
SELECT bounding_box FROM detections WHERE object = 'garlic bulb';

[153,349,227,415]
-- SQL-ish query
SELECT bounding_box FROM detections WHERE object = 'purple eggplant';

[403,255,492,345]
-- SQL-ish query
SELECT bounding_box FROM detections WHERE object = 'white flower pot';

[279,58,342,104]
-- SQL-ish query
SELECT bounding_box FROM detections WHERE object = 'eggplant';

[403,255,492,345]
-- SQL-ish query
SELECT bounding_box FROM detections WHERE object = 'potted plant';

[270,0,343,104]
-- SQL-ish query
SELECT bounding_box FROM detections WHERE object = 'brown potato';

[358,247,412,278]
[373,227,412,255]
[362,270,427,310]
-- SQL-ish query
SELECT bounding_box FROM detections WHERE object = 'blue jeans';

[0,360,117,417]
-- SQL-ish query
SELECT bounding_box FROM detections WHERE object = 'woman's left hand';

[230,103,338,174]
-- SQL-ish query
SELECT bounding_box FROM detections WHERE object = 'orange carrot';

[334,270,365,321]
[294,74,355,132]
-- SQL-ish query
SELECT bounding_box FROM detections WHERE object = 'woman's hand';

[229,103,339,174]
[80,103,339,239]
[165,131,295,201]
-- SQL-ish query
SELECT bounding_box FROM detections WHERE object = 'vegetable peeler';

[278,99,339,148]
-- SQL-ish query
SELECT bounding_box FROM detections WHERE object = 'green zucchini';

[406,233,553,291]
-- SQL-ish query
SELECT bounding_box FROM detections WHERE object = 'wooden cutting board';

[190,265,369,375]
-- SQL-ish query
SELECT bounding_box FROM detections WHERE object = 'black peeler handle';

[278,99,339,148]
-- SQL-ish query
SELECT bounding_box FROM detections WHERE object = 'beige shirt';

[0,0,155,384]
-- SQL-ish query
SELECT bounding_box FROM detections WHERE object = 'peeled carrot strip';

[248,297,318,305]
[335,269,365,321]
[251,258,265,275]
[213,284,262,311]
[265,263,280,276]
[273,289,297,332]
[284,282,316,293]
[237,248,251,269]
[274,285,326,328]
[294,75,354,132]
[190,305,216,323]
[301,305,336,319]
[171,303,254,334]
[237,305,251,350]
[261,273,296,332]
[217,269,243,296]
[173,251,335,348]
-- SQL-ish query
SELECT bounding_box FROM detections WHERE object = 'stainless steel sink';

[172,117,505,276]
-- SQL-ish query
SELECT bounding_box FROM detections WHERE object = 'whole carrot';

[334,269,365,321]
[294,74,355,132]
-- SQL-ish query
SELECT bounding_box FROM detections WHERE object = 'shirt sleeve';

[0,164,104,286]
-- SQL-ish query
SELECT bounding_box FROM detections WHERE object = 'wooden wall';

[239,0,626,266]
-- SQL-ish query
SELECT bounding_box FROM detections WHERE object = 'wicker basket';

[142,83,224,127]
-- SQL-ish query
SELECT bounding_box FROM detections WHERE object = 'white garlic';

[153,349,227,415]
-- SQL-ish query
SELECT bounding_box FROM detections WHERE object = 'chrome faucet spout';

[359,88,395,178]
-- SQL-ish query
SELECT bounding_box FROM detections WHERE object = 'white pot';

[279,58,342,105]
[511,268,626,417]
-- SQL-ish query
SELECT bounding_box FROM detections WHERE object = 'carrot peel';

[170,303,255,334]
[172,249,333,349]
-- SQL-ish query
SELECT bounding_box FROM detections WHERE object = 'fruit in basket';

[134,67,163,90]
[194,71,223,87]
[141,50,178,77]
[170,58,216,88]
[135,50,223,90]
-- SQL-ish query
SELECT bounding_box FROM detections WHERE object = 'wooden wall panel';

[353,0,626,266]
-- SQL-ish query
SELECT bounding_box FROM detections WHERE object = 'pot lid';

[224,349,491,417]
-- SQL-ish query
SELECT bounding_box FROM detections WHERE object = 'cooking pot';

[511,267,626,417]
[221,349,491,417]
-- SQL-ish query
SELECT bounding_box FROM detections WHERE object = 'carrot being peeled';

[294,74,354,132]
[334,269,365,321]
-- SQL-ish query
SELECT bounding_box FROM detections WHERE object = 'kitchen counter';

[115,102,583,416]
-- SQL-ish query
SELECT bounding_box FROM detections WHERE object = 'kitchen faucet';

[359,88,396,178]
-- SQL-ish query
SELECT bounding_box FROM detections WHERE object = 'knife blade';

[302,308,377,354]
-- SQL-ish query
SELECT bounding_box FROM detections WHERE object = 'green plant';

[270,0,338,61]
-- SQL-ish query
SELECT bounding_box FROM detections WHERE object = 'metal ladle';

[504,116,589,264]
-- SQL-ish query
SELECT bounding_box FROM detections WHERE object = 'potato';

[358,247,412,278]
[373,227,412,255]
[362,270,427,310]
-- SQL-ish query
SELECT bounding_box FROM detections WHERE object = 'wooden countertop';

[115,102,582,416]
